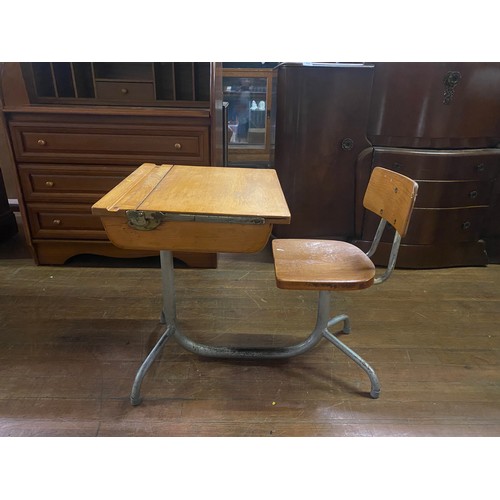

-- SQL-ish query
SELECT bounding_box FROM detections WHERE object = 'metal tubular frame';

[365,218,403,285]
[366,219,387,258]
[373,232,402,285]
[130,250,381,405]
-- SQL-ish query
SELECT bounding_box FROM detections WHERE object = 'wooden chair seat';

[272,239,376,291]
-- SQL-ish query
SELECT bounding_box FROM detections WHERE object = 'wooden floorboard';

[1,221,499,437]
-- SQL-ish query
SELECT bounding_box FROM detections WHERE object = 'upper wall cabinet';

[20,62,212,107]
[367,62,500,149]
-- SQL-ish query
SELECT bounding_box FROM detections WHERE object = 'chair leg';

[328,313,351,334]
[321,292,380,399]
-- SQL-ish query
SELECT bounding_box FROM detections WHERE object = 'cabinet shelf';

[22,62,212,107]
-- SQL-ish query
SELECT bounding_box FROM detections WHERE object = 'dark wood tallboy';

[274,62,500,268]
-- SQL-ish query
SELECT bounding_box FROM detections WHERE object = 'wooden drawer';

[407,207,488,244]
[372,148,500,181]
[27,203,107,240]
[95,81,155,102]
[9,121,210,165]
[416,180,492,208]
[363,206,489,244]
[367,63,500,150]
[19,164,136,203]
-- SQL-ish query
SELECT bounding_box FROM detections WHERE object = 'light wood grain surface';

[273,239,376,290]
[364,166,418,236]
[92,163,291,223]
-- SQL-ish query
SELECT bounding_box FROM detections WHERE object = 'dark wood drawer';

[416,180,492,208]
[363,206,489,244]
[367,63,500,149]
[9,121,210,165]
[372,148,500,181]
[27,203,107,240]
[407,207,488,244]
[19,164,136,203]
[95,81,155,102]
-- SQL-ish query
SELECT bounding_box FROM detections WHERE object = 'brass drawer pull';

[462,221,471,230]
[45,181,54,187]
[469,190,478,199]
[37,139,47,146]
[52,219,61,225]
[174,143,182,150]
[121,88,129,94]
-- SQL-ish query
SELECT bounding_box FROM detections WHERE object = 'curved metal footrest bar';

[327,313,351,334]
[173,326,323,360]
[172,290,332,360]
[322,329,380,399]
[130,324,176,406]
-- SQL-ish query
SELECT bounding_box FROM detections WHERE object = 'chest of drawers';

[2,102,216,266]
[0,61,221,267]
[354,148,500,267]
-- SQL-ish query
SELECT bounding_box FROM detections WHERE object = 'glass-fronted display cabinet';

[222,66,275,166]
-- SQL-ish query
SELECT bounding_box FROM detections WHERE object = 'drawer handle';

[121,88,129,94]
[462,221,471,230]
[443,71,462,104]
[469,190,478,199]
[37,139,47,146]
[341,138,354,151]
[52,219,61,225]
[45,181,54,187]
[174,143,182,150]
[476,163,485,173]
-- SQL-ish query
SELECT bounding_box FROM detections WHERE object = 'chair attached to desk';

[92,164,418,404]
[272,166,419,398]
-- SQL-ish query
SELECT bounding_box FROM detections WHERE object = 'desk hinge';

[126,210,266,231]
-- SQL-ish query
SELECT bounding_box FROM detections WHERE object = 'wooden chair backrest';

[363,167,419,237]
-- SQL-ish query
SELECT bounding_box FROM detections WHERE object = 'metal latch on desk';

[126,210,266,231]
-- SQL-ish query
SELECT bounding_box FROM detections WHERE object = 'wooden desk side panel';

[100,217,273,253]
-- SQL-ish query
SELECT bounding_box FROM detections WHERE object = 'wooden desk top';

[92,163,291,224]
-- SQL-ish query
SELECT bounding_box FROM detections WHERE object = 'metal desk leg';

[159,250,176,324]
[130,324,176,406]
[130,250,177,406]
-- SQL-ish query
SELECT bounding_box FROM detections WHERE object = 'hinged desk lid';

[92,163,291,224]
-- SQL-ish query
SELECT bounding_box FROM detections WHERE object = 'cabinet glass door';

[222,69,273,166]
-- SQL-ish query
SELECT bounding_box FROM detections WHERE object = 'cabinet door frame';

[222,68,274,164]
